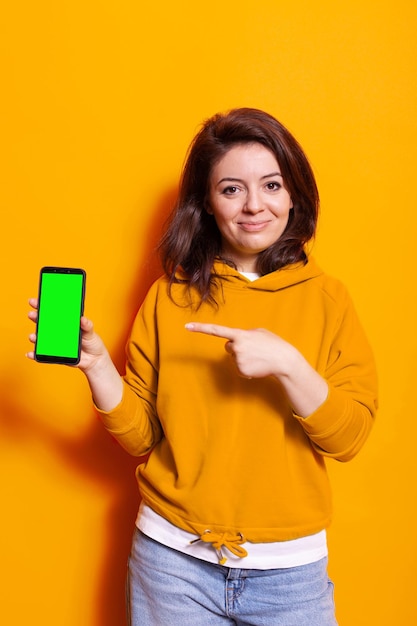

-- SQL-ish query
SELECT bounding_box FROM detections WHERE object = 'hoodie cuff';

[292,386,355,454]
[93,381,138,435]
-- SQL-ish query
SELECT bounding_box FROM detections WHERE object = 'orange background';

[1,1,416,624]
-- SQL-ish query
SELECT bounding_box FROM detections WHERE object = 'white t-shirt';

[137,503,327,569]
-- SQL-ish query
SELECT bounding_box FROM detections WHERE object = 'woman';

[28,108,377,625]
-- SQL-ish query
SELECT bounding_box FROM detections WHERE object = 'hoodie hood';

[212,256,324,292]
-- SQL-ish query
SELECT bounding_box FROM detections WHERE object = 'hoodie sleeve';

[294,285,378,462]
[96,281,163,457]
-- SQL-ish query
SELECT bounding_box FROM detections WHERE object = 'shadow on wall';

[92,186,179,625]
[0,187,177,626]
[113,186,178,372]
[0,393,140,625]
[92,186,178,623]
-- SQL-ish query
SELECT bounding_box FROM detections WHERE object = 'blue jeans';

[126,529,338,625]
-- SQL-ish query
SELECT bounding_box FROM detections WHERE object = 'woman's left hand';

[185,322,328,417]
[185,322,296,380]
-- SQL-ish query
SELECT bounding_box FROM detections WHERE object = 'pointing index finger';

[185,322,238,340]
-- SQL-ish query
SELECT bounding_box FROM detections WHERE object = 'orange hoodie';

[97,257,377,543]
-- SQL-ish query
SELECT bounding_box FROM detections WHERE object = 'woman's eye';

[222,186,240,195]
[265,181,281,191]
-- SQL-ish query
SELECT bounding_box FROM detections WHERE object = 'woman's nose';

[244,189,263,212]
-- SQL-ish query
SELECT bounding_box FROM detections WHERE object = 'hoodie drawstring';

[190,529,247,565]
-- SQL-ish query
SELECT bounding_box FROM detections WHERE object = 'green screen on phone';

[35,267,86,364]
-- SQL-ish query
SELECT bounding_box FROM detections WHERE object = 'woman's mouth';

[238,221,270,232]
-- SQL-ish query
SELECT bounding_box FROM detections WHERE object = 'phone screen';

[35,267,86,364]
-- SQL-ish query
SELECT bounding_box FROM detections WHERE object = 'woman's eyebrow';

[261,171,283,180]
[217,172,283,185]
[217,177,244,184]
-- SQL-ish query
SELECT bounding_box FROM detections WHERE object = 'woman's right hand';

[27,298,124,411]
[27,297,108,372]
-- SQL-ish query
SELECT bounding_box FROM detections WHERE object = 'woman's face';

[207,143,293,272]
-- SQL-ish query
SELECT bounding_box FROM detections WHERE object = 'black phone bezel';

[34,266,86,365]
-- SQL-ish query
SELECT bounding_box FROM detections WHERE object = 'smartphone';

[34,266,86,365]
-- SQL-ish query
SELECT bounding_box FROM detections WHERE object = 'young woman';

[28,108,378,625]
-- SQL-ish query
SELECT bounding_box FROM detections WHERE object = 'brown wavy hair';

[159,107,319,305]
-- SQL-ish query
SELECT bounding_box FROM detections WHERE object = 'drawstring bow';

[190,529,247,565]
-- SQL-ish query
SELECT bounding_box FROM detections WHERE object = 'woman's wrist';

[83,352,124,412]
[273,348,328,418]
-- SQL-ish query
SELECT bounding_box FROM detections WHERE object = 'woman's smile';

[238,219,272,232]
